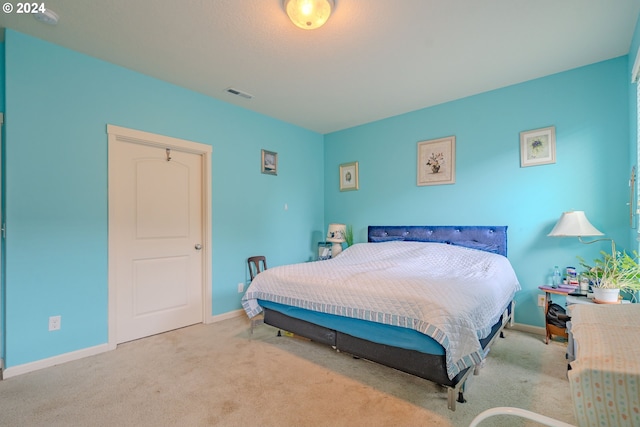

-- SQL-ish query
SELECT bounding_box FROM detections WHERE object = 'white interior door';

[108,125,212,344]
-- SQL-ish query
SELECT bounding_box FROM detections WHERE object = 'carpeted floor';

[0,316,576,427]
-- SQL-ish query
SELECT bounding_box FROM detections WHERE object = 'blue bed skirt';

[258,300,445,356]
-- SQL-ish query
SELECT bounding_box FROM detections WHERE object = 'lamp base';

[331,242,343,257]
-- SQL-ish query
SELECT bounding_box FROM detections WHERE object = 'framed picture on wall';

[417,136,456,186]
[261,149,278,175]
[339,161,359,191]
[520,126,556,167]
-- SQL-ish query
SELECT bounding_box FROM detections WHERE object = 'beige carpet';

[0,316,576,427]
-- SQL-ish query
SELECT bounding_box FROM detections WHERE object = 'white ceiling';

[1,0,639,134]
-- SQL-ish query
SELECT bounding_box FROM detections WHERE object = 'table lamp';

[547,211,604,240]
[327,223,346,257]
[547,210,614,251]
[548,210,615,282]
[549,211,605,290]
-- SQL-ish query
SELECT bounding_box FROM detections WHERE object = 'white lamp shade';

[284,0,334,30]
[326,223,346,242]
[547,211,604,237]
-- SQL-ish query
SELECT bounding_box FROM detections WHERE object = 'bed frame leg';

[447,386,467,411]
[509,301,515,328]
[249,316,264,335]
[447,388,457,411]
[448,377,470,411]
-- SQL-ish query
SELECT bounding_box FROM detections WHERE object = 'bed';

[568,304,640,426]
[242,225,520,410]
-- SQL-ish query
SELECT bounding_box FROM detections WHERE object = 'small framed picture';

[520,126,556,167]
[261,149,277,175]
[339,161,359,191]
[417,136,456,186]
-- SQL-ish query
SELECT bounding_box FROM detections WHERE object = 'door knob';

[195,244,202,250]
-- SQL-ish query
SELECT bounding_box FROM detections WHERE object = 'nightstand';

[566,294,595,306]
[538,286,571,344]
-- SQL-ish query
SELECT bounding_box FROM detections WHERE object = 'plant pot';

[592,287,620,303]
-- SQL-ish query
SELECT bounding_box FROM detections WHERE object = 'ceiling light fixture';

[283,0,335,30]
[34,8,59,25]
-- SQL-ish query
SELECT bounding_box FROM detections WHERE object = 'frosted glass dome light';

[284,0,335,30]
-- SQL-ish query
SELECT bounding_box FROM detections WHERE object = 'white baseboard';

[208,309,245,323]
[5,310,246,379]
[508,322,545,336]
[3,343,111,379]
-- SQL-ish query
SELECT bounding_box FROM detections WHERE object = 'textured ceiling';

[1,0,639,134]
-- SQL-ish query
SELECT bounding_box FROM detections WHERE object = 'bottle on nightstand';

[552,266,561,288]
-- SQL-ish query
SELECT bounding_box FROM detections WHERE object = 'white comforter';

[242,241,520,379]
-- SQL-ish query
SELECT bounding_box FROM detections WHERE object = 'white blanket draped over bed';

[242,241,520,379]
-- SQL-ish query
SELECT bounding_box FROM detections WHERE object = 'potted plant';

[577,248,640,303]
[344,225,354,247]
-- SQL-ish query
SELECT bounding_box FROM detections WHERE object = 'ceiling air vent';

[225,87,253,100]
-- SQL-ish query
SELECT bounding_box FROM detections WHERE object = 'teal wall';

[0,39,4,367]
[324,57,631,328]
[3,30,324,367]
[2,22,637,369]
[629,17,640,250]
[0,40,5,110]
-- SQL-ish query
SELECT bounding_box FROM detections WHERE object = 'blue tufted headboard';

[367,225,508,257]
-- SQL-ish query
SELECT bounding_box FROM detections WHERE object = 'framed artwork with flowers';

[520,126,556,167]
[261,149,278,175]
[417,136,456,186]
[339,161,359,191]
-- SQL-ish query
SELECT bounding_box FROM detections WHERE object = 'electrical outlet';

[537,295,546,307]
[238,282,244,293]
[49,315,61,331]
